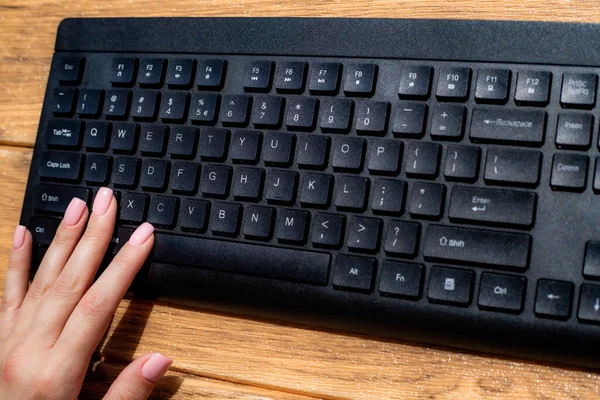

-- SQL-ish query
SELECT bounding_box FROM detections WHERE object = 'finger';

[102,352,172,400]
[0,226,32,337]
[31,188,116,345]
[55,222,154,356]
[10,197,88,335]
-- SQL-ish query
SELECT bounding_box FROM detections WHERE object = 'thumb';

[103,352,173,400]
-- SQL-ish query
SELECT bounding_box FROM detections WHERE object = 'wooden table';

[2,1,600,398]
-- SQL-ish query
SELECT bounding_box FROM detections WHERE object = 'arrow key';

[534,279,573,320]
[347,216,382,253]
[578,284,600,324]
[312,213,345,248]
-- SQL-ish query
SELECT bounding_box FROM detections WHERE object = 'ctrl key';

[578,284,600,324]
[28,216,60,245]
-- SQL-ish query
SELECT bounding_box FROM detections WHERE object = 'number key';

[251,96,284,128]
[103,89,130,119]
[320,99,353,133]
[356,101,389,135]
[221,95,251,127]
[159,92,189,122]
[190,93,220,125]
[131,90,158,120]
[286,97,318,130]
[77,89,103,117]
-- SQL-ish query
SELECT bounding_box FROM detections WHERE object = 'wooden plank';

[0,146,599,399]
[2,0,600,146]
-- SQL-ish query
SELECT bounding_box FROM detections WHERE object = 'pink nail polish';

[12,225,26,249]
[129,222,155,246]
[92,187,113,216]
[141,353,172,383]
[62,198,87,226]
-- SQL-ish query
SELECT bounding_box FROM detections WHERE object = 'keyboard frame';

[20,18,600,369]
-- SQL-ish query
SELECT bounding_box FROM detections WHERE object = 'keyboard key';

[368,140,402,175]
[231,130,261,163]
[344,64,377,96]
[423,225,531,269]
[166,59,195,88]
[138,58,165,87]
[153,233,329,285]
[39,151,82,181]
[347,216,382,253]
[111,123,138,153]
[355,101,389,135]
[332,137,365,172]
[311,213,345,248]
[56,57,83,84]
[84,155,110,185]
[265,170,298,204]
[170,162,199,194]
[139,125,167,155]
[243,206,274,239]
[299,173,333,207]
[335,176,369,211]
[371,179,406,215]
[77,89,103,117]
[309,63,341,94]
[232,167,264,200]
[379,261,423,299]
[252,96,284,128]
[392,102,427,137]
[470,108,546,145]
[34,185,89,214]
[275,61,307,93]
[51,88,76,116]
[47,120,81,149]
[584,241,600,279]
[199,128,229,160]
[221,95,251,126]
[484,148,541,187]
[112,157,140,188]
[111,228,134,254]
[131,90,158,120]
[478,273,525,313]
[409,182,445,219]
[148,196,178,227]
[110,58,136,86]
[475,69,511,103]
[398,65,432,99]
[263,132,295,166]
[384,221,420,256]
[196,60,226,89]
[140,159,169,191]
[555,113,593,150]
[594,158,600,194]
[119,192,148,222]
[436,67,471,101]
[179,198,209,232]
[430,104,466,140]
[200,164,231,197]
[286,97,318,130]
[535,279,573,319]
[210,202,242,235]
[550,153,588,192]
[515,71,551,105]
[28,216,60,246]
[276,209,309,243]
[83,122,109,151]
[190,93,220,125]
[168,126,198,158]
[159,92,189,122]
[405,142,441,178]
[297,135,329,169]
[444,145,480,182]
[578,284,600,324]
[320,99,353,133]
[560,73,597,108]
[333,255,375,292]
[428,266,474,306]
[104,89,130,119]
[243,61,273,92]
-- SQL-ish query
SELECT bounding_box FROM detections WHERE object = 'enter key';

[449,186,536,228]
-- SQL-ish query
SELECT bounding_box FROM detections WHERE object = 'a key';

[550,153,588,192]
[430,104,466,140]
[470,107,546,145]
[110,58,136,86]
[119,192,148,223]
[166,59,195,88]
[138,58,165,87]
[405,142,441,178]
[276,209,309,243]
[168,126,198,159]
[210,202,242,236]
[77,89,103,117]
[159,91,189,122]
[444,145,480,182]
[131,90,158,120]
[286,97,318,130]
[331,137,365,171]
[139,125,167,155]
[333,255,375,292]
[140,159,169,191]
[484,148,541,187]
[555,113,593,149]
[232,167,264,200]
[265,170,298,204]
[299,173,333,207]
[355,101,389,135]
[196,60,227,89]
[309,63,341,94]
[344,64,377,96]
[170,162,200,194]
[368,140,402,175]
[104,89,130,119]
[478,273,526,313]
[230,130,261,163]
[320,99,353,132]
[275,61,307,93]
[112,157,140,188]
[409,182,445,219]
[398,65,432,99]
[190,93,220,124]
[47,120,82,149]
[263,132,295,166]
[243,60,274,92]
[148,196,178,227]
[371,179,406,215]
[436,67,471,101]
[242,206,274,239]
[200,164,231,197]
[84,155,111,185]
[428,266,474,306]
[515,71,551,105]
[311,213,345,248]
[251,96,284,128]
[384,221,420,257]
[475,69,510,103]
[379,261,423,299]
[347,216,382,253]
[560,73,597,108]
[392,102,427,137]
[111,123,138,153]
[39,151,82,181]
[179,199,209,232]
[199,128,229,160]
[221,95,251,126]
[83,121,109,151]
[297,135,329,169]
[56,57,83,84]
[335,176,369,210]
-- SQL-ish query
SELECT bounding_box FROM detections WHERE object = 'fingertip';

[140,352,173,383]
[12,225,27,250]
[129,222,155,246]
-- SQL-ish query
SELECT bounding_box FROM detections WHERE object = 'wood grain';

[2,1,600,398]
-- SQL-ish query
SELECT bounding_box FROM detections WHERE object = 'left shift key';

[34,185,90,214]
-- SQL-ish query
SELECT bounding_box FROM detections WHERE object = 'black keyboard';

[20,18,600,368]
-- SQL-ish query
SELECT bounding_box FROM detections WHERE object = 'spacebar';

[152,234,331,285]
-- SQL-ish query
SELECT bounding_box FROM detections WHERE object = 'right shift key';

[470,108,546,146]
[424,225,531,270]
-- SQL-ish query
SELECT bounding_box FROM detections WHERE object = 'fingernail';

[141,353,172,383]
[92,187,113,216]
[12,225,26,249]
[63,198,87,226]
[129,222,154,246]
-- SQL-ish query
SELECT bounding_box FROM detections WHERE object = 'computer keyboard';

[20,17,600,368]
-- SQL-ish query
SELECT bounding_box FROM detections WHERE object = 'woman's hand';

[0,188,172,399]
